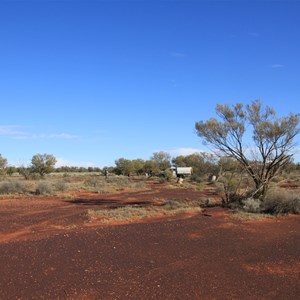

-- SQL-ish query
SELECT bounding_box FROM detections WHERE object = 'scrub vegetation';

[0,100,299,216]
[87,199,202,224]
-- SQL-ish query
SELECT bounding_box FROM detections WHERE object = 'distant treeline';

[2,151,300,181]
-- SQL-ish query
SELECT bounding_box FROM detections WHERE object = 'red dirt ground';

[0,182,299,299]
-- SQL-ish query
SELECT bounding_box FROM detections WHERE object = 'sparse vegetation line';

[87,200,202,224]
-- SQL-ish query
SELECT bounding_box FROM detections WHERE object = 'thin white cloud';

[0,125,78,140]
[0,125,28,137]
[271,64,284,68]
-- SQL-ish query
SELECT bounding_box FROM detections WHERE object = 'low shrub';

[158,177,167,184]
[84,177,100,188]
[108,177,130,187]
[0,180,27,194]
[270,175,285,183]
[30,173,42,180]
[262,189,300,215]
[191,174,209,183]
[241,198,262,213]
[62,174,73,183]
[163,199,181,209]
[35,181,54,195]
[215,182,224,194]
[54,180,68,192]
[200,198,221,207]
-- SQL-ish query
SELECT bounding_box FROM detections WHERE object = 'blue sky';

[0,0,299,167]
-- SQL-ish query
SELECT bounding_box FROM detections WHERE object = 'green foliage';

[131,159,146,175]
[18,167,33,180]
[114,158,135,175]
[55,166,101,173]
[195,100,300,200]
[6,166,16,176]
[31,153,57,177]
[113,152,172,178]
[151,151,171,170]
[114,158,147,176]
[173,152,219,179]
[144,160,160,175]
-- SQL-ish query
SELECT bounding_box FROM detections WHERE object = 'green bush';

[262,190,300,215]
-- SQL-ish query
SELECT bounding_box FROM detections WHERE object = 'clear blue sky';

[1,0,299,167]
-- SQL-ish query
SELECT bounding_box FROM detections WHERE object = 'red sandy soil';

[0,183,299,299]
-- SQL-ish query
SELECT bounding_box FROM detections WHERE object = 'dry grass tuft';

[230,211,274,221]
[262,189,300,215]
[87,200,201,224]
